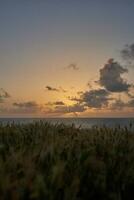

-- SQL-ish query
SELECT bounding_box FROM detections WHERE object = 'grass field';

[0,121,134,200]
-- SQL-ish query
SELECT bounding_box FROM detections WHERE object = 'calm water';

[0,118,134,128]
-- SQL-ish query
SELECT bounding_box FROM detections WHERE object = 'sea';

[0,118,134,128]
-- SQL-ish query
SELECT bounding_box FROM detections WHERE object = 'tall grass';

[0,121,134,199]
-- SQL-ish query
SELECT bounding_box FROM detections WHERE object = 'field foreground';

[0,121,134,200]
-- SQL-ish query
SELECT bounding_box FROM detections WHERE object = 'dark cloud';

[66,63,79,70]
[67,104,86,113]
[110,97,134,110]
[81,89,111,108]
[45,86,59,92]
[98,59,131,92]
[53,104,86,114]
[121,44,134,63]
[44,57,133,113]
[127,99,134,107]
[68,96,81,102]
[127,91,134,98]
[45,86,67,93]
[46,89,112,113]
[12,101,43,114]
[46,101,65,106]
[77,91,83,95]
[53,101,65,106]
[87,81,93,89]
[110,99,126,110]
[13,101,38,108]
[0,101,42,115]
[69,88,112,109]
[0,88,10,103]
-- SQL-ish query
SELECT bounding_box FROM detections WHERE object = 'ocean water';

[0,118,134,128]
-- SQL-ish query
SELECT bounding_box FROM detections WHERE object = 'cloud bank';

[46,103,86,116]
[12,101,42,114]
[81,89,111,108]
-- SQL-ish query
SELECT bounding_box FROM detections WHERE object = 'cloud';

[44,57,133,114]
[45,86,67,93]
[13,101,38,108]
[110,99,127,110]
[69,88,112,109]
[127,99,134,107]
[110,96,134,110]
[0,88,10,103]
[127,91,134,98]
[46,89,112,114]
[46,103,86,116]
[81,88,111,108]
[45,101,65,106]
[65,63,79,70]
[12,101,42,113]
[45,86,59,92]
[121,43,134,63]
[98,58,131,92]
[68,96,81,102]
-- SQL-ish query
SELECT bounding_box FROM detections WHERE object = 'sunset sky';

[0,0,134,117]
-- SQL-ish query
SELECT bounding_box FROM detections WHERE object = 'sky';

[0,0,134,117]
